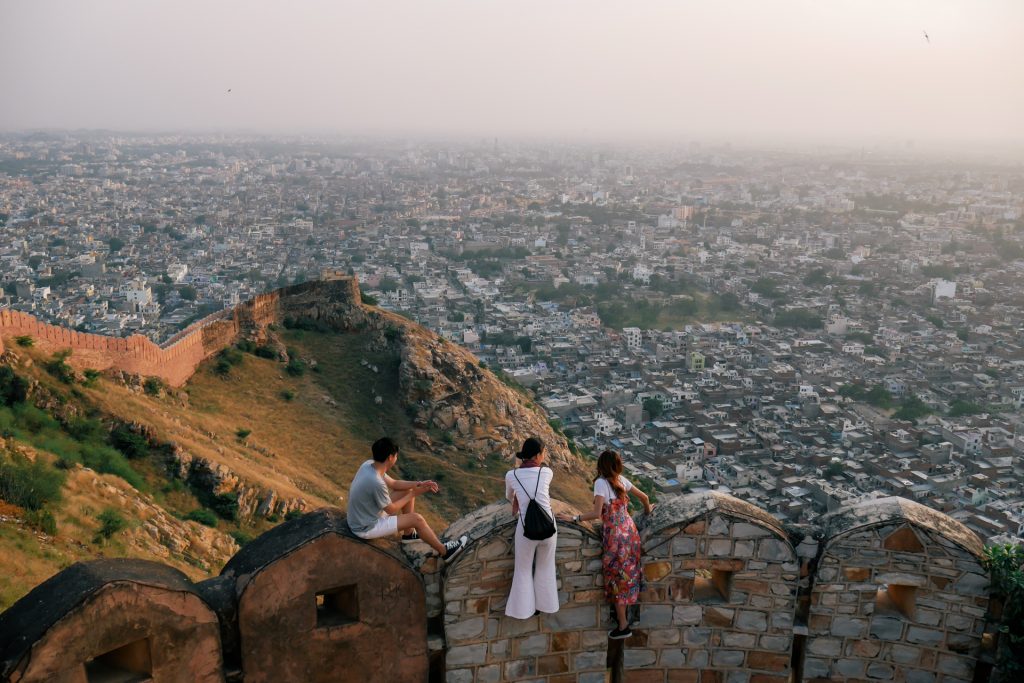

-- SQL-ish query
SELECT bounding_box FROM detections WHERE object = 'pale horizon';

[1,1,1022,149]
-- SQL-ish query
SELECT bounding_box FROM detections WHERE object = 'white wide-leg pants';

[505,522,559,619]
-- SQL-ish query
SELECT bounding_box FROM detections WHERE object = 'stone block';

[954,572,989,596]
[545,605,597,630]
[683,627,711,645]
[536,653,570,675]
[476,664,503,683]
[704,607,735,627]
[660,648,687,667]
[904,671,936,683]
[834,659,865,678]
[747,651,788,672]
[446,669,473,683]
[672,536,697,554]
[830,616,867,638]
[842,567,870,581]
[515,633,549,656]
[709,515,730,536]
[735,609,768,632]
[722,632,757,648]
[807,637,841,657]
[869,615,904,640]
[726,672,750,683]
[938,654,974,678]
[732,522,771,538]
[551,631,579,652]
[446,616,485,642]
[649,628,682,646]
[709,539,732,556]
[683,520,705,535]
[674,605,702,625]
[759,634,789,652]
[802,658,830,678]
[758,539,790,562]
[866,662,895,680]
[503,658,536,679]
[711,649,745,667]
[645,561,673,582]
[625,649,659,668]
[574,650,605,671]
[447,643,488,666]
[906,626,943,645]
[639,605,673,628]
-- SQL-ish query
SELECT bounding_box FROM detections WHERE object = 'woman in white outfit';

[504,437,560,619]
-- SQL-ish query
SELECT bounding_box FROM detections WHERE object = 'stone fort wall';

[0,492,999,683]
[0,279,362,387]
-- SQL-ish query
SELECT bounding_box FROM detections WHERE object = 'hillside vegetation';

[0,316,594,610]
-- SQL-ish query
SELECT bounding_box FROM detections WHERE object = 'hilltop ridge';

[0,279,593,608]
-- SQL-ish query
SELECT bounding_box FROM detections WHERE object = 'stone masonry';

[803,497,990,683]
[627,491,799,683]
[0,492,1001,683]
[439,502,609,683]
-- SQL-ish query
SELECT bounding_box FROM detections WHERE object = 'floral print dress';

[601,492,642,605]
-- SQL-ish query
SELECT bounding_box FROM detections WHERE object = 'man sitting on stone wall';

[347,437,468,562]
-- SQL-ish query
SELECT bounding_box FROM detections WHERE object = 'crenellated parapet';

[0,493,1000,683]
[0,278,364,387]
[803,497,990,683]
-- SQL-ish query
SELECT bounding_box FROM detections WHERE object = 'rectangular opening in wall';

[316,584,359,628]
[875,584,916,620]
[85,637,153,683]
[693,568,732,604]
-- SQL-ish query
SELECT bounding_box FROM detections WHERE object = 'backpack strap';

[512,466,546,502]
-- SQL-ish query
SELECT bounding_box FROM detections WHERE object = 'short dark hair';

[372,437,399,462]
[516,437,544,460]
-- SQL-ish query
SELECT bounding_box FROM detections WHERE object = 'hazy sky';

[1,1,1021,146]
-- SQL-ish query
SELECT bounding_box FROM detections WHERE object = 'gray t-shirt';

[347,460,392,533]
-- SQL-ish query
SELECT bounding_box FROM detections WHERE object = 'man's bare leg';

[400,498,416,540]
[396,512,445,555]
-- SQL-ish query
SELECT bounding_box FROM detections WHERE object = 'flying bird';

[923,30,930,43]
[227,89,232,93]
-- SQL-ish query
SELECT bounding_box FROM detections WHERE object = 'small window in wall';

[693,568,733,604]
[875,584,916,620]
[85,637,153,683]
[316,584,359,628]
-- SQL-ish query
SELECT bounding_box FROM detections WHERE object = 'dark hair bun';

[516,437,544,460]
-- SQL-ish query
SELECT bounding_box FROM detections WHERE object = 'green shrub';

[210,492,239,521]
[143,377,164,396]
[82,368,101,387]
[285,358,306,377]
[254,345,278,359]
[280,390,295,402]
[94,507,127,542]
[285,509,303,521]
[0,456,65,510]
[0,367,29,406]
[230,530,253,546]
[13,403,60,434]
[80,444,144,490]
[43,350,76,384]
[982,544,1024,680]
[24,508,57,535]
[13,335,33,347]
[236,428,251,441]
[235,339,257,353]
[186,508,218,527]
[65,416,104,442]
[110,425,149,459]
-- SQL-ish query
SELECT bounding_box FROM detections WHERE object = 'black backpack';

[514,467,556,540]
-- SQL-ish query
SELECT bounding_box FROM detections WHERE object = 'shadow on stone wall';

[0,493,999,683]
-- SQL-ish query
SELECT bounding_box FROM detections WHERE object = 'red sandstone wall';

[0,280,354,387]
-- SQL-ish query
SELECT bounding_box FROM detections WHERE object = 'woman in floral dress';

[559,449,652,639]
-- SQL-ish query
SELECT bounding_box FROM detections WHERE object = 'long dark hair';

[517,437,544,461]
[596,450,627,499]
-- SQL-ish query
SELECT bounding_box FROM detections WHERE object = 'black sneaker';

[441,535,468,563]
[608,627,633,640]
[401,531,420,543]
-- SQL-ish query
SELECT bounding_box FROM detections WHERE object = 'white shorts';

[353,515,398,540]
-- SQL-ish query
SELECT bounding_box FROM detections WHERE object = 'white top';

[505,466,554,522]
[594,475,633,502]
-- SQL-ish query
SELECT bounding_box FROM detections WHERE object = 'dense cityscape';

[2,131,1024,543]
